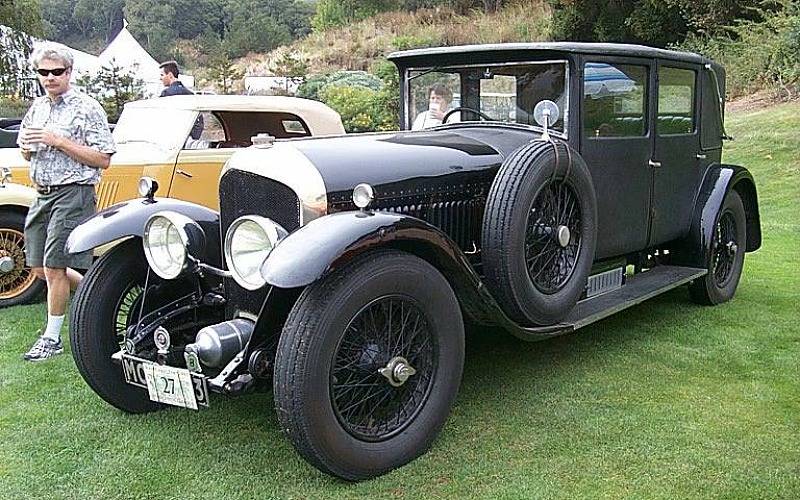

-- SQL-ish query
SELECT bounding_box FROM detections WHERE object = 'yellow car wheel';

[0,212,45,307]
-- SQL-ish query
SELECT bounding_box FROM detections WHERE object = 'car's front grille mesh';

[219,169,302,316]
[219,170,301,234]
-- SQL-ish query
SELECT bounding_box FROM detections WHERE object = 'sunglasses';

[36,67,69,77]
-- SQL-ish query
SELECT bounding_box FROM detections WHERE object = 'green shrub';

[679,2,799,98]
[297,70,384,101]
[0,97,32,118]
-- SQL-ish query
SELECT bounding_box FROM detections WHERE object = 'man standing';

[17,43,115,361]
[159,60,193,96]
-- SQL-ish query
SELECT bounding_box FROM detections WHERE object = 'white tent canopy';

[98,25,163,96]
[29,23,194,97]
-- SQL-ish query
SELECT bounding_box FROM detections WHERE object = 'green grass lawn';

[1,100,798,499]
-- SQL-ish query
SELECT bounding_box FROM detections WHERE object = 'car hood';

[225,125,539,196]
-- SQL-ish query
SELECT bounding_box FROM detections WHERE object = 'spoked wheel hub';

[525,181,582,294]
[378,356,417,387]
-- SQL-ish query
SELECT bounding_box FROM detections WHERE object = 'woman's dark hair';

[429,83,452,102]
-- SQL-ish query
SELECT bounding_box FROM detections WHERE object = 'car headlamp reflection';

[224,216,288,290]
[143,211,205,279]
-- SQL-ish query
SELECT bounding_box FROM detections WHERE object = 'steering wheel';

[442,106,495,123]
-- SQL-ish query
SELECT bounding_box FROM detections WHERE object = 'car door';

[579,58,653,260]
[168,112,230,210]
[648,63,705,246]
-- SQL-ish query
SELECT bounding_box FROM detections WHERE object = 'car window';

[281,119,310,135]
[583,62,647,138]
[184,112,223,150]
[407,62,567,132]
[658,67,696,135]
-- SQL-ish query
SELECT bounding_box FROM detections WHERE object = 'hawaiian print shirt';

[19,88,116,186]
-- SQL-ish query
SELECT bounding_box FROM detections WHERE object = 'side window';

[184,112,224,149]
[281,119,310,136]
[658,67,695,135]
[583,62,647,138]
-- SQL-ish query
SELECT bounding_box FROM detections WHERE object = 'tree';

[206,53,244,94]
[0,0,43,97]
[75,60,146,121]
[124,0,177,59]
[269,49,309,94]
[223,1,292,58]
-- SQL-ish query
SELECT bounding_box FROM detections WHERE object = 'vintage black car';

[66,43,761,480]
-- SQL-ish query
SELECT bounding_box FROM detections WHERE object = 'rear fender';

[674,164,761,266]
[66,197,221,263]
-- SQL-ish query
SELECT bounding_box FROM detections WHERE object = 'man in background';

[17,43,115,361]
[159,60,193,96]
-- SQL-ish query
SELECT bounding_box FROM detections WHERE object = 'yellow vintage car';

[0,95,344,307]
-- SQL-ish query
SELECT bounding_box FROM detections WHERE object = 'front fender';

[674,163,761,266]
[0,182,36,208]
[66,197,220,255]
[263,210,476,289]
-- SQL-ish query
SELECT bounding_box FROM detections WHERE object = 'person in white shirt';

[412,83,455,130]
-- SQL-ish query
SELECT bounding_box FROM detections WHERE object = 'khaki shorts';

[24,184,96,269]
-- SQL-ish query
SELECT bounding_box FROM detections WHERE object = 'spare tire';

[482,140,597,326]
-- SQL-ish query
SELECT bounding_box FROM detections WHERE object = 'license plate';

[121,354,209,409]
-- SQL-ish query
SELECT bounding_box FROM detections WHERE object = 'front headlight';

[224,216,288,290]
[143,211,205,279]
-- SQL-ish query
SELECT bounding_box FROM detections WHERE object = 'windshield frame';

[402,59,570,137]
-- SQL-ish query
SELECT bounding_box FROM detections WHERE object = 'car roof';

[388,42,714,67]
[124,95,345,135]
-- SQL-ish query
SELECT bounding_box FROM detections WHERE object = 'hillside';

[194,2,551,88]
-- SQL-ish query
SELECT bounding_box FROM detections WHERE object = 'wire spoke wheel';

[0,212,45,307]
[525,181,582,294]
[712,211,738,287]
[331,296,434,441]
[0,226,35,298]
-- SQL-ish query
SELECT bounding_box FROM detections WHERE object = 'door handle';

[696,153,707,160]
[176,169,193,178]
[648,160,662,168]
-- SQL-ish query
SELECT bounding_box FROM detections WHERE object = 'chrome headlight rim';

[224,215,288,291]
[143,211,203,280]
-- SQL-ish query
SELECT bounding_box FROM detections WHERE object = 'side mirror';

[533,100,560,141]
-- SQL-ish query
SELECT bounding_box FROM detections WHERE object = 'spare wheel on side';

[482,140,597,326]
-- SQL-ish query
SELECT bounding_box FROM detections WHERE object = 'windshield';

[113,107,198,150]
[405,61,568,133]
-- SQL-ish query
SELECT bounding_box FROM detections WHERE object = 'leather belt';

[36,184,80,195]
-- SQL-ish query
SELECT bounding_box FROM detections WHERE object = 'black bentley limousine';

[65,43,760,480]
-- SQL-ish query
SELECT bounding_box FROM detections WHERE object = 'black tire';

[0,211,45,307]
[274,250,465,481]
[689,190,746,305]
[482,141,597,326]
[70,240,165,413]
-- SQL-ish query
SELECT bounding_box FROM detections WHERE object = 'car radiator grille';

[379,199,485,252]
[219,169,302,316]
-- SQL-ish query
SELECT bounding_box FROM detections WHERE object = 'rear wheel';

[274,250,464,480]
[0,211,45,307]
[689,190,747,305]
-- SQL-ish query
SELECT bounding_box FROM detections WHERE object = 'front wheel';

[689,190,747,305]
[274,250,465,480]
[0,211,45,307]
[70,239,190,413]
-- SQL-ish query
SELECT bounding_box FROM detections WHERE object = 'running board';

[564,265,707,330]
[513,265,708,340]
